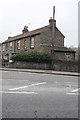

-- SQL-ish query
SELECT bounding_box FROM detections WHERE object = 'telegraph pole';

[52,6,55,65]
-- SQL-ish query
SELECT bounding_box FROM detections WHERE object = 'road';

[0,70,79,118]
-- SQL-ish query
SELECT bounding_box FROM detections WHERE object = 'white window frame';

[65,53,70,57]
[2,44,5,51]
[24,40,27,48]
[17,40,20,49]
[30,37,34,48]
[9,42,13,50]
[4,55,8,60]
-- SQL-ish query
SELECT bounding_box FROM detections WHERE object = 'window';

[65,53,71,61]
[65,53,70,57]
[3,54,9,60]
[9,42,13,50]
[17,40,20,49]
[2,44,5,51]
[5,43,8,51]
[24,40,27,48]
[30,37,34,48]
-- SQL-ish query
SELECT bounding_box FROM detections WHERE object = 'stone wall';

[2,25,65,61]
[54,52,75,61]
[8,61,78,72]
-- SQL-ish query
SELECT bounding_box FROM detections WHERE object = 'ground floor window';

[3,54,9,60]
[65,53,71,61]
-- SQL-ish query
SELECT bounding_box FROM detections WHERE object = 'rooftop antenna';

[28,23,31,30]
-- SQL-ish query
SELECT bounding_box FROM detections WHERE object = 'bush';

[10,51,52,63]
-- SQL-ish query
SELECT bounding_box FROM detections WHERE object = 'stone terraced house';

[0,43,2,61]
[2,17,75,62]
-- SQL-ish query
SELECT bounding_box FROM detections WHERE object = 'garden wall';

[8,61,78,72]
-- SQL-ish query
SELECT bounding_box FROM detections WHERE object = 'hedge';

[10,51,52,63]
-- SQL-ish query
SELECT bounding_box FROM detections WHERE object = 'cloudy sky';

[0,0,79,47]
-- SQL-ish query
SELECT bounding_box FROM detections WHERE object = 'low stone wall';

[9,61,78,72]
[53,61,78,72]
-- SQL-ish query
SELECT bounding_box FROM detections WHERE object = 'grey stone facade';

[0,43,2,67]
[0,43,2,60]
[2,18,75,62]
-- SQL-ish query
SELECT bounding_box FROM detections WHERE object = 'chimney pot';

[22,26,29,34]
[49,17,56,27]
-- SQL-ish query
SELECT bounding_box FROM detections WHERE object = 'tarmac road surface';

[0,70,79,118]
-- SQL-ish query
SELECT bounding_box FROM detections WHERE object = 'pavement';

[0,67,79,76]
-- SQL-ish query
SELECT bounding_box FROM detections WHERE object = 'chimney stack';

[8,36,12,39]
[49,17,56,27]
[22,26,29,34]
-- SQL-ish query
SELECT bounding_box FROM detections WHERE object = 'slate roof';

[40,44,75,53]
[54,46,75,53]
[2,25,65,44]
[2,26,48,43]
[2,24,74,53]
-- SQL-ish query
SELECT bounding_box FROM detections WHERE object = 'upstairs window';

[9,42,13,50]
[30,37,34,48]
[24,40,27,48]
[17,40,20,49]
[2,44,5,51]
[5,43,8,51]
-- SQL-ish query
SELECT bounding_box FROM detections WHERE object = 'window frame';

[9,42,13,50]
[24,39,27,49]
[17,40,21,50]
[2,44,5,51]
[30,37,35,49]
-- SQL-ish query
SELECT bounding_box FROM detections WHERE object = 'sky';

[0,0,79,47]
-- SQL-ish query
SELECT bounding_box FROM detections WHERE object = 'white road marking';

[67,88,80,95]
[71,88,80,93]
[9,82,47,91]
[66,93,79,95]
[0,91,37,94]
